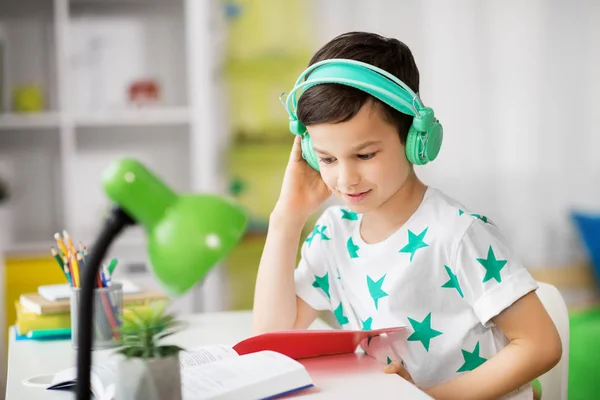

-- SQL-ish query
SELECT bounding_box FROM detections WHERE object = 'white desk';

[6,310,431,399]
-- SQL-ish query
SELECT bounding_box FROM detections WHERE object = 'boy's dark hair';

[297,31,420,144]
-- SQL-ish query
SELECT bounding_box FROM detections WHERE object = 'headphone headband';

[284,59,424,127]
[281,58,443,169]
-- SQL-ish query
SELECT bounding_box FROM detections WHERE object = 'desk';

[6,310,431,399]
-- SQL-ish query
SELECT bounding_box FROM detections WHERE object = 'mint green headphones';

[282,59,443,171]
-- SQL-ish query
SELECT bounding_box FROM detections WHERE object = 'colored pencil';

[51,247,72,286]
[54,233,69,257]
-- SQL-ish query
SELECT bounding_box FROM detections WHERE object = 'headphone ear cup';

[423,122,443,163]
[405,108,444,165]
[300,133,320,171]
[289,119,307,135]
[405,124,425,165]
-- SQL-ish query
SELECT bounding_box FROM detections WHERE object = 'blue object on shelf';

[571,211,600,283]
[13,327,71,341]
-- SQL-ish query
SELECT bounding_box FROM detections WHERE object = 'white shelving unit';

[0,0,230,313]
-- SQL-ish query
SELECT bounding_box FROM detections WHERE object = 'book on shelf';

[14,301,70,336]
[47,326,406,399]
[19,287,166,315]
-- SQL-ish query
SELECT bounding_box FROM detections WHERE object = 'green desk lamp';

[76,158,248,400]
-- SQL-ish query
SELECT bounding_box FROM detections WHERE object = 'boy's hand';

[383,360,415,385]
[274,135,331,221]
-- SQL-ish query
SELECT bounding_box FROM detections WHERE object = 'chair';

[535,282,570,400]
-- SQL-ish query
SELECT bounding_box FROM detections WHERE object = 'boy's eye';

[358,152,376,160]
[319,157,336,164]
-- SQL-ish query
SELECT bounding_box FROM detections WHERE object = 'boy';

[252,31,561,399]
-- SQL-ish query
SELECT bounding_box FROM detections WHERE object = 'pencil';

[51,247,71,285]
[63,230,77,255]
[78,242,87,262]
[71,252,80,288]
[54,233,69,257]
[107,258,118,276]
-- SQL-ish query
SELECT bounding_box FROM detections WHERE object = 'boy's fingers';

[289,135,304,162]
[383,360,402,373]
[383,361,413,382]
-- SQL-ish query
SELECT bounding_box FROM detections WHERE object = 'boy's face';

[307,100,411,214]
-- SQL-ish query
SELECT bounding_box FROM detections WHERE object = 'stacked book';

[15,280,166,340]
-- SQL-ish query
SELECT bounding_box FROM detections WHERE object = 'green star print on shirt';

[361,317,373,330]
[312,273,330,298]
[399,227,429,261]
[341,209,358,220]
[305,224,331,247]
[407,312,443,352]
[441,265,464,298]
[367,274,389,310]
[457,341,487,372]
[334,302,349,326]
[477,246,507,283]
[459,209,488,223]
[470,213,488,223]
[347,237,360,258]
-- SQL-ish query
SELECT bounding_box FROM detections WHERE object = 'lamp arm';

[76,206,136,400]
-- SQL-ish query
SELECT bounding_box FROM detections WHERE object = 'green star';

[477,246,507,283]
[367,274,388,310]
[312,272,330,298]
[333,302,349,326]
[458,209,464,216]
[341,209,358,220]
[305,224,331,247]
[470,213,488,223]
[399,227,429,261]
[457,341,487,372]
[347,237,360,258]
[441,265,463,298]
[407,312,443,352]
[361,317,373,331]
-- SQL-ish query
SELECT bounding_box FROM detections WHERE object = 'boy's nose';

[338,164,361,189]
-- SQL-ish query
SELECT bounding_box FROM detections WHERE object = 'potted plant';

[113,301,185,400]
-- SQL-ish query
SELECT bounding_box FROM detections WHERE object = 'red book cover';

[233,327,405,360]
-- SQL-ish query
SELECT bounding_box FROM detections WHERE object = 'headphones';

[281,59,443,171]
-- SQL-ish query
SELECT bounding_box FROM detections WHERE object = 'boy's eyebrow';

[352,140,382,151]
[313,140,382,155]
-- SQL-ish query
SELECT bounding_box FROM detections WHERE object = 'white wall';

[314,0,600,267]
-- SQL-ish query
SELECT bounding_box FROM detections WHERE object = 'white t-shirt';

[294,187,538,399]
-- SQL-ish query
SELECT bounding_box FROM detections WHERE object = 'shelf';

[75,107,190,128]
[0,112,60,130]
[5,226,147,258]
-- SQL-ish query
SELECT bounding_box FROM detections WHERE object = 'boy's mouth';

[344,190,371,203]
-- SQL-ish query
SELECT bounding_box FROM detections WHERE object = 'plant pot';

[115,354,182,400]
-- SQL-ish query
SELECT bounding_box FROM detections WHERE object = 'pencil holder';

[70,282,123,350]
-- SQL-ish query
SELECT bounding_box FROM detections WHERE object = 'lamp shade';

[101,158,248,295]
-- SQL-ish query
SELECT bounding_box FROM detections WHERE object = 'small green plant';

[115,301,184,359]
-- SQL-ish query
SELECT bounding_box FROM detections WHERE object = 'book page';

[48,358,119,399]
[181,351,312,400]
[179,345,239,368]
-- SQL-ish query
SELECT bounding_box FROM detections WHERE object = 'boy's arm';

[424,291,561,400]
[252,210,318,334]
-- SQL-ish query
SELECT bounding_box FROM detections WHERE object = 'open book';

[47,326,405,399]
[47,347,312,400]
